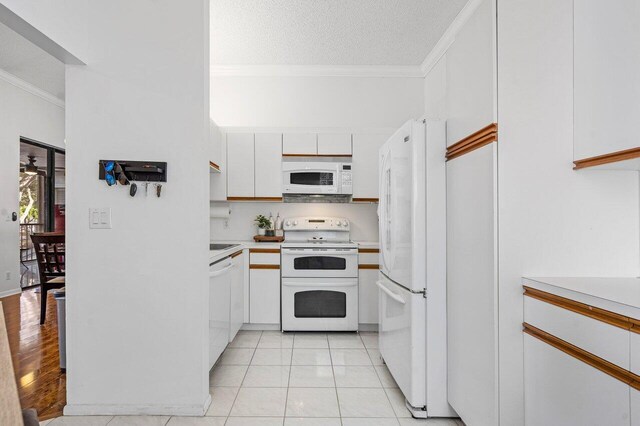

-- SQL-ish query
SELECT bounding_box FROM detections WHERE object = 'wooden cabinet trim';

[358,264,379,269]
[230,250,243,258]
[573,146,640,170]
[249,248,281,254]
[523,322,640,390]
[352,198,379,203]
[358,248,380,254]
[209,161,221,172]
[523,285,640,333]
[250,264,280,270]
[227,197,283,202]
[446,123,498,161]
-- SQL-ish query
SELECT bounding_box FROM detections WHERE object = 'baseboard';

[240,323,378,332]
[241,323,281,331]
[358,323,379,332]
[64,395,212,417]
[0,287,21,299]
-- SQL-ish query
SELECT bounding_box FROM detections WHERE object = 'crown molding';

[419,0,484,77]
[0,68,65,108]
[211,64,423,78]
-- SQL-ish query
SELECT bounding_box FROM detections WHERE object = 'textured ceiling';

[0,22,65,100]
[211,0,468,66]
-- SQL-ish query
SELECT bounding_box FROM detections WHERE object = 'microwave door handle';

[293,250,358,256]
[288,168,336,173]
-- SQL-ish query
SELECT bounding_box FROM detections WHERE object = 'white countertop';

[209,240,379,263]
[524,277,640,318]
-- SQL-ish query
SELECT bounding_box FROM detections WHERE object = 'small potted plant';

[254,214,272,236]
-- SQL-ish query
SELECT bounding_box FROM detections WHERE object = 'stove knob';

[293,220,298,226]
[336,222,342,227]
[342,220,349,227]
[285,220,291,227]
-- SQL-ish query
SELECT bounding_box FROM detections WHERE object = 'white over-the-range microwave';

[282,161,353,195]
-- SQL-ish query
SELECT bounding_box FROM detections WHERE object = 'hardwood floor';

[2,289,65,421]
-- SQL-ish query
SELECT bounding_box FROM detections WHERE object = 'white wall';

[0,77,65,298]
[62,0,211,416]
[212,75,424,128]
[211,202,379,242]
[497,1,639,424]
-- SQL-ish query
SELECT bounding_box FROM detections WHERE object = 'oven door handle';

[376,281,406,305]
[283,250,358,256]
[283,281,357,288]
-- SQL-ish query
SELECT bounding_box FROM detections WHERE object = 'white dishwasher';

[209,256,234,370]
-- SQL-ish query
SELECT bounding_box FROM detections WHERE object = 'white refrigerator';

[377,119,455,418]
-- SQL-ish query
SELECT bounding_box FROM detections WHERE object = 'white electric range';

[281,217,359,331]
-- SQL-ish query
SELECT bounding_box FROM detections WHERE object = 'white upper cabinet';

[254,133,283,198]
[283,133,317,155]
[317,134,352,156]
[210,122,226,201]
[352,134,388,200]
[226,133,255,198]
[574,0,640,163]
[445,0,496,147]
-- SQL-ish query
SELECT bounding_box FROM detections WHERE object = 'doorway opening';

[19,138,65,289]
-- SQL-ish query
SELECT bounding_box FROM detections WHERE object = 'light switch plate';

[89,208,112,229]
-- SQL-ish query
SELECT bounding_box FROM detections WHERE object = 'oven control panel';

[283,217,350,231]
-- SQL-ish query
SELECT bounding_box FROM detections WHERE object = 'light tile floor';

[41,331,464,426]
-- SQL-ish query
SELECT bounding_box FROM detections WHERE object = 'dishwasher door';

[209,257,234,370]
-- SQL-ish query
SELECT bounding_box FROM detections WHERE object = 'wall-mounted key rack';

[98,160,167,183]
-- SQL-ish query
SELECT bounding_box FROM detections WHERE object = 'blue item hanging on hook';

[102,161,116,186]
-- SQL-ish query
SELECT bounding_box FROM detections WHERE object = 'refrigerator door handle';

[376,280,406,305]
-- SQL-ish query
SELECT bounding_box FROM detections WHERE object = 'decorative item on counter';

[255,214,272,236]
[254,234,285,243]
[129,183,137,197]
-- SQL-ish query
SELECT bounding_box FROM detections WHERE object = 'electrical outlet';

[5,271,10,281]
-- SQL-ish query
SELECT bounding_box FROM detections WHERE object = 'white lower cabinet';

[248,250,281,325]
[229,251,245,342]
[358,250,379,326]
[249,269,280,324]
[358,268,378,325]
[632,388,640,426]
[524,334,630,426]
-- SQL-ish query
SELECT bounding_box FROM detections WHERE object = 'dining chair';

[30,233,65,325]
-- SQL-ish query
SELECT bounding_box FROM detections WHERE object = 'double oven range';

[281,217,358,331]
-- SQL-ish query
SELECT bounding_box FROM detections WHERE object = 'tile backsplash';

[210,201,379,242]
